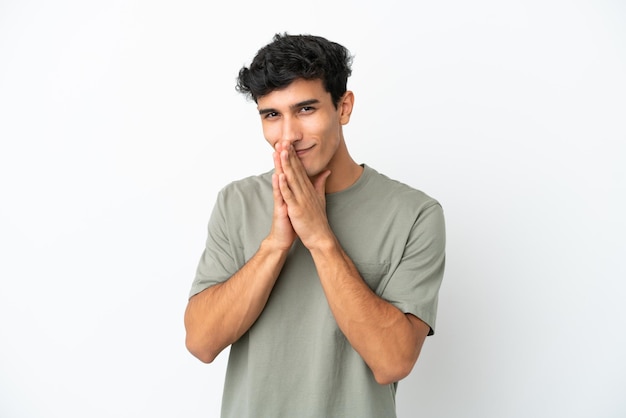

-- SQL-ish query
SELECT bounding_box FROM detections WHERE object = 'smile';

[295,145,315,157]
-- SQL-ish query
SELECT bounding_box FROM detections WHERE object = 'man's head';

[236,33,353,108]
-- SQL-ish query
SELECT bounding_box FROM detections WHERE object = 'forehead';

[256,78,331,110]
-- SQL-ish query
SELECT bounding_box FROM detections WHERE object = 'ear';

[339,91,354,125]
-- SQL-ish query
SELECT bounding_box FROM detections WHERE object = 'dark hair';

[236,33,353,108]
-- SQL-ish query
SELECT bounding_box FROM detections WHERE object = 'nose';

[280,116,302,144]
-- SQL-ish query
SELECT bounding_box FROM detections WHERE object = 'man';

[184,33,446,417]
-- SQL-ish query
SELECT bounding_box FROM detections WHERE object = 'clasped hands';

[269,141,333,251]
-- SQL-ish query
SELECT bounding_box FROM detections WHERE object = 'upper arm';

[189,190,240,299]
[382,203,446,335]
[403,313,431,373]
[407,313,431,345]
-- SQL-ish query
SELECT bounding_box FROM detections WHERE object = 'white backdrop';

[1,1,625,417]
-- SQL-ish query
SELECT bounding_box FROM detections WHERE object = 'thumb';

[313,170,332,196]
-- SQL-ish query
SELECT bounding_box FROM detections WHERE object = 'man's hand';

[266,145,298,251]
[274,141,333,250]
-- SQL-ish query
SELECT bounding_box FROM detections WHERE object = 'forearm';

[310,238,428,385]
[184,239,289,363]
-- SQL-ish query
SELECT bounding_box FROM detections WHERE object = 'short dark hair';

[236,33,353,108]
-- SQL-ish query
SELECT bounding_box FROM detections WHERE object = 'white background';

[1,1,625,417]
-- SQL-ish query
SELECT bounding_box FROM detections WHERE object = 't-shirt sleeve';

[188,190,240,298]
[380,202,446,335]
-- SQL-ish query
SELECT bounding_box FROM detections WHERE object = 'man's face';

[257,78,352,178]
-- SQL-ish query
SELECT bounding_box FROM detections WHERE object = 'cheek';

[310,118,336,143]
[320,124,341,150]
[261,124,278,147]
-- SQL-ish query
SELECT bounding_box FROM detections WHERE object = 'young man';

[184,33,446,417]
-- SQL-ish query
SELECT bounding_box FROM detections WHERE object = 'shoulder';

[210,170,274,220]
[218,170,273,199]
[363,165,442,213]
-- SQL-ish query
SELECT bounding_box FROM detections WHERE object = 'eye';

[299,106,315,114]
[264,111,279,120]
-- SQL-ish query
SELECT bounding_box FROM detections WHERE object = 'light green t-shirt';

[190,165,446,418]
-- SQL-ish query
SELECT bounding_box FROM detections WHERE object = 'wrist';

[306,233,340,255]
[261,235,293,255]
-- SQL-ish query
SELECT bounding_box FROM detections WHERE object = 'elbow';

[184,307,222,363]
[185,335,219,364]
[372,358,417,385]
[191,349,217,364]
[373,368,411,386]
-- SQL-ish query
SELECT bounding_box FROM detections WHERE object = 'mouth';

[295,145,315,157]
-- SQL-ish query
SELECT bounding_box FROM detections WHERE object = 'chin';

[304,169,318,179]
[306,168,329,180]
[301,156,331,178]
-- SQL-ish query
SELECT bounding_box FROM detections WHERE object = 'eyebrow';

[258,99,320,116]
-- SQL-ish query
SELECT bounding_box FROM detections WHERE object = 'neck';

[321,140,363,194]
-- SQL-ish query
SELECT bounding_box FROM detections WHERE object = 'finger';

[272,173,283,206]
[312,170,331,197]
[273,151,283,174]
[280,145,308,192]
[278,172,295,203]
[284,143,306,172]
